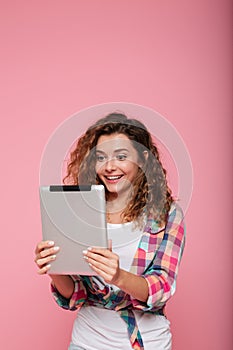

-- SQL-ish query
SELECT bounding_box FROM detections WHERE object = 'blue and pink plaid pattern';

[52,202,185,350]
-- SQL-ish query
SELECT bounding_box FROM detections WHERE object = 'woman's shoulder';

[166,201,185,235]
[143,201,184,234]
[169,201,184,219]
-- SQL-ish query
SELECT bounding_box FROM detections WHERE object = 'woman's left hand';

[83,245,121,285]
[83,243,149,302]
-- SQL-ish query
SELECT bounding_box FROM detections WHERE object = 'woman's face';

[95,133,141,198]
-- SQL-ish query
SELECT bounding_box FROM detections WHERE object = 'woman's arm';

[83,247,149,302]
[109,268,149,302]
[49,275,74,299]
[83,202,185,308]
[131,203,186,311]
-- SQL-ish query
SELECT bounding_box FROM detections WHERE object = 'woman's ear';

[138,150,148,168]
[143,150,149,161]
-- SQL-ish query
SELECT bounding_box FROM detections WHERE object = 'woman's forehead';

[96,133,134,151]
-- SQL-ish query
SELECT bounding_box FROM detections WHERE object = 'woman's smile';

[95,133,140,197]
[104,174,124,183]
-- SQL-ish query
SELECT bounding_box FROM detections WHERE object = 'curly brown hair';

[63,112,173,226]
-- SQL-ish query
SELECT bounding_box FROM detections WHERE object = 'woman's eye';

[96,155,106,162]
[116,154,127,161]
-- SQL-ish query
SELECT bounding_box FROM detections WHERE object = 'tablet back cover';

[39,185,107,275]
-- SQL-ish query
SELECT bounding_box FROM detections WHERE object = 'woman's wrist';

[114,269,149,302]
[49,274,75,299]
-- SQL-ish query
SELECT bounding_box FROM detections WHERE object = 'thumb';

[108,239,112,252]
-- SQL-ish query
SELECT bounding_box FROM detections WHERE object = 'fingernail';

[51,255,56,260]
[48,241,54,246]
[87,247,92,251]
[53,246,60,251]
[83,250,87,255]
[46,264,51,269]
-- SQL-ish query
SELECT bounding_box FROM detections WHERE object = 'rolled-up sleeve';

[131,203,186,311]
[51,275,87,311]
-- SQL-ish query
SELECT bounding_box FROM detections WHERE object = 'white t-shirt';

[71,222,171,350]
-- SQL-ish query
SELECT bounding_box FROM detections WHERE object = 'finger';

[86,247,113,258]
[35,240,54,254]
[108,239,112,252]
[83,250,116,268]
[84,253,118,274]
[86,258,110,276]
[39,246,60,258]
[37,264,51,275]
[87,262,118,284]
[87,262,104,276]
[36,254,57,267]
[84,255,107,269]
[34,246,59,266]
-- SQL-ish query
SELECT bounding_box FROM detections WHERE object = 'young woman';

[35,113,185,350]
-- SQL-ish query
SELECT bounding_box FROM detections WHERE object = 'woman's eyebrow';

[113,148,130,153]
[96,148,129,153]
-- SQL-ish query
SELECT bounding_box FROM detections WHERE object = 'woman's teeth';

[105,175,122,180]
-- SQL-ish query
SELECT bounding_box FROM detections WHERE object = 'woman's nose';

[105,158,116,172]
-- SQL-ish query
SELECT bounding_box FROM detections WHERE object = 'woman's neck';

[107,190,130,212]
[106,191,131,224]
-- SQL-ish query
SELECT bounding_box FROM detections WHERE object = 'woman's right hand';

[34,240,60,275]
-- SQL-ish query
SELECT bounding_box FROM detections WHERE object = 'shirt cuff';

[130,274,171,312]
[51,276,87,311]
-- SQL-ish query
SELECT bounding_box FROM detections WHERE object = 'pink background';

[0,1,232,349]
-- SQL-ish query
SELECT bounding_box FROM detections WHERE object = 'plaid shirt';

[52,202,185,350]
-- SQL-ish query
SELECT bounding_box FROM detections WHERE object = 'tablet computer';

[39,184,108,275]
